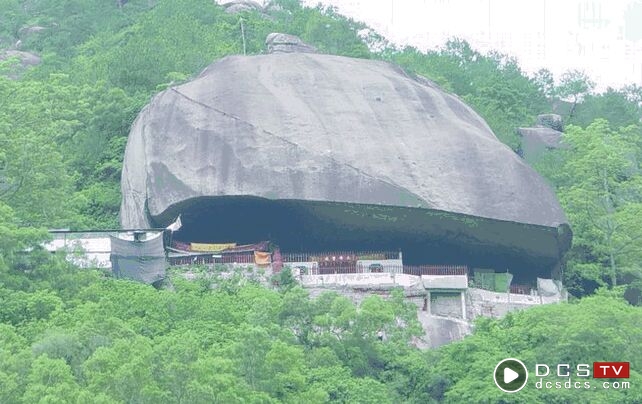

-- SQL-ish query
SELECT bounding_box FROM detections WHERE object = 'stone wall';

[297,276,566,348]
[416,312,471,348]
[466,287,565,319]
[430,292,463,319]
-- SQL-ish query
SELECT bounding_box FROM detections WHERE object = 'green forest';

[0,0,641,402]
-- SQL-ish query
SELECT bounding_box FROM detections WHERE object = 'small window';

[369,263,384,273]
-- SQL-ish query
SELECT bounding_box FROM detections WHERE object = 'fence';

[168,255,217,266]
[403,265,468,276]
[167,254,535,295]
[470,282,534,296]
[169,252,473,277]
[219,252,255,264]
[281,251,399,263]
[510,284,533,295]
[170,251,399,268]
[289,263,469,276]
[169,251,255,266]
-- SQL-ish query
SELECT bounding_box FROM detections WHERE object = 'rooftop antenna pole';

[239,17,247,56]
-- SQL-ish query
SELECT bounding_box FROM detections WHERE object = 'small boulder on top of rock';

[219,0,263,13]
[265,33,317,54]
[536,114,564,132]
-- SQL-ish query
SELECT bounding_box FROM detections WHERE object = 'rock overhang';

[151,195,570,278]
[120,52,571,275]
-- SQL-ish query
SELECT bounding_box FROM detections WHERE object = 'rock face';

[0,50,41,67]
[120,52,570,274]
[518,126,563,148]
[265,33,317,54]
[0,50,41,78]
[18,25,47,39]
[518,114,566,160]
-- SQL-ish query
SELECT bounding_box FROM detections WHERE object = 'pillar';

[426,291,431,315]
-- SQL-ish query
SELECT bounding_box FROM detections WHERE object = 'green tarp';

[474,269,513,292]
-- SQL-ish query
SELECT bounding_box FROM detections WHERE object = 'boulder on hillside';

[18,25,47,39]
[519,114,566,160]
[518,126,565,161]
[518,127,563,149]
[0,50,41,78]
[0,50,41,67]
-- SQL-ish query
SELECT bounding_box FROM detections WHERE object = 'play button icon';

[504,367,519,383]
[494,358,528,393]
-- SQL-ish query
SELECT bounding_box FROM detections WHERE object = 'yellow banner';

[190,242,236,252]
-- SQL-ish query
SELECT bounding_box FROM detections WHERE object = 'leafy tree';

[0,0,25,40]
[555,120,642,291]
[570,87,642,129]
[272,266,296,291]
[431,295,642,403]
[555,69,595,121]
[22,355,82,404]
[532,68,556,100]
[83,337,166,403]
[0,202,48,273]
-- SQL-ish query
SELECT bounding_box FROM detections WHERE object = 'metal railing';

[169,251,255,266]
[291,263,469,276]
[510,284,533,295]
[219,252,255,264]
[281,251,399,263]
[168,255,217,266]
[470,282,534,295]
[402,265,469,276]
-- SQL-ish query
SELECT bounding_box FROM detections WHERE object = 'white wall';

[44,236,112,268]
[422,275,468,289]
[300,272,423,289]
[466,287,566,319]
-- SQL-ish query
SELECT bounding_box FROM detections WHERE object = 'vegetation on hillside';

[0,256,640,403]
[1,0,641,402]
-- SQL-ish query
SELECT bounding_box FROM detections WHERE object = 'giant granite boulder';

[121,50,571,276]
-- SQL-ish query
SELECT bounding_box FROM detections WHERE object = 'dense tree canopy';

[0,252,640,403]
[1,0,641,402]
